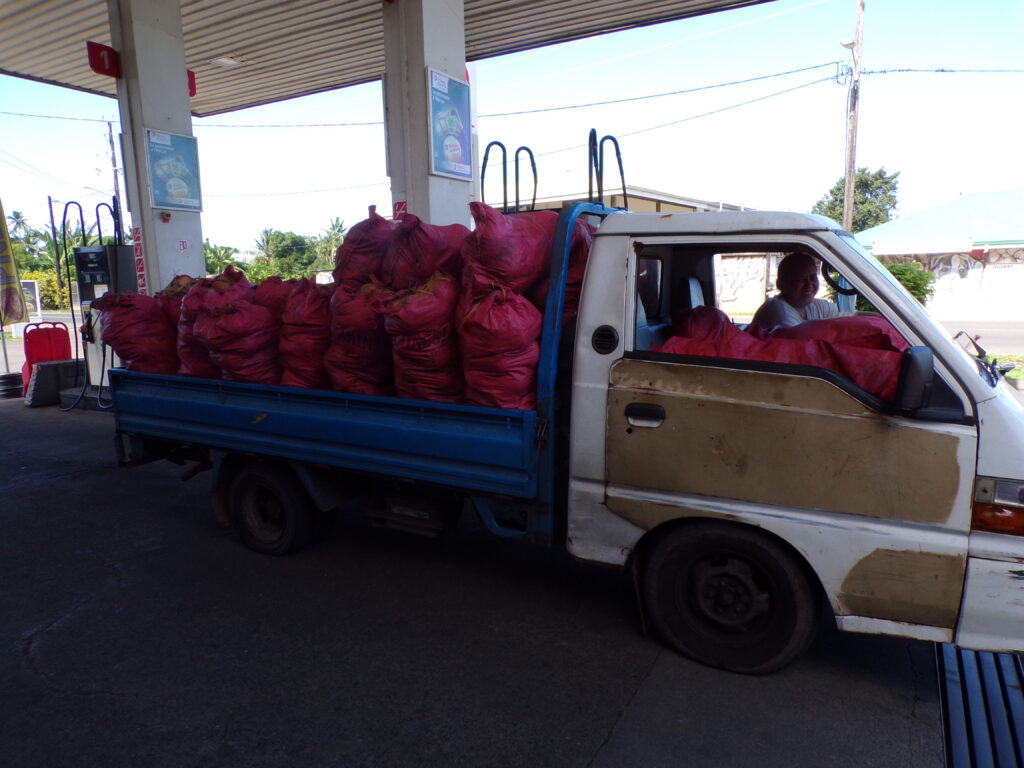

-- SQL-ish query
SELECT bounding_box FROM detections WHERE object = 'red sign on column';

[86,41,121,78]
[131,226,148,295]
[393,201,407,220]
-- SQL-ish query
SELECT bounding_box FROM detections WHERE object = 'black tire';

[0,372,23,399]
[228,463,313,556]
[643,522,819,674]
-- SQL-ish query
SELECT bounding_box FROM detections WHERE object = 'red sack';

[253,276,299,321]
[154,292,183,329]
[177,279,222,378]
[458,262,504,318]
[208,265,253,301]
[176,270,251,379]
[193,292,279,384]
[380,273,462,402]
[526,217,595,327]
[154,274,195,328]
[390,332,462,402]
[324,282,393,395]
[463,342,541,410]
[462,203,557,292]
[93,292,179,374]
[333,205,397,289]
[458,287,543,352]
[562,218,596,325]
[324,334,394,395]
[459,288,544,409]
[381,213,468,289]
[330,281,391,335]
[380,272,459,336]
[278,280,332,389]
[658,307,906,401]
[771,315,909,353]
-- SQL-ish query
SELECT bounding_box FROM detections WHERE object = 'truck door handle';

[625,402,665,428]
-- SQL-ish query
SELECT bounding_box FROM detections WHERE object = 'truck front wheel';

[642,522,818,674]
[228,463,313,556]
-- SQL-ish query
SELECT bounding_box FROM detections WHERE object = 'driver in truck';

[751,251,846,330]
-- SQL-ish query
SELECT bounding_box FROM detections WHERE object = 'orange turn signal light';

[972,502,1024,536]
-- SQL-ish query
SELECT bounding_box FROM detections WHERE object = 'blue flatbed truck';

[111,202,1024,676]
[112,203,606,553]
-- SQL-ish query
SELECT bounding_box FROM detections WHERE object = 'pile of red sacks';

[657,306,910,401]
[95,203,595,409]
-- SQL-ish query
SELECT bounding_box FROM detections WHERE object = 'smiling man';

[751,252,845,330]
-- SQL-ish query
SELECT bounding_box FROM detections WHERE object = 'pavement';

[1,398,945,768]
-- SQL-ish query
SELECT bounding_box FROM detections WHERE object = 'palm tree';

[6,210,29,241]
[203,240,240,275]
[253,228,275,266]
[312,217,346,271]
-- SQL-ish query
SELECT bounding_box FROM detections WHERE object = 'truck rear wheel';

[228,463,313,556]
[642,522,818,674]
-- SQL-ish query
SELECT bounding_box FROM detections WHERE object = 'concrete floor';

[1,399,944,768]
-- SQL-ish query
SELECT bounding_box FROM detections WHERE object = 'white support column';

[382,0,472,226]
[108,0,204,293]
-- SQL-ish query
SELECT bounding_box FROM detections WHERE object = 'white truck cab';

[567,210,1024,673]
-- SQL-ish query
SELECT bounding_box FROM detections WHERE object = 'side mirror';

[896,346,934,412]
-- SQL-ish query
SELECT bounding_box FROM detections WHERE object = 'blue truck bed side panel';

[110,370,539,498]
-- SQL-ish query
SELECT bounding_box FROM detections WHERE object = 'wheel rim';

[241,484,286,544]
[689,553,771,630]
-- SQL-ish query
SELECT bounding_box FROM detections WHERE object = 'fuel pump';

[72,243,135,386]
[55,198,132,410]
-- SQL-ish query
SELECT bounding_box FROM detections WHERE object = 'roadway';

[1,400,943,767]
[937,320,1024,356]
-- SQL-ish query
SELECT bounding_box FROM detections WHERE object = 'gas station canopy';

[2,0,768,117]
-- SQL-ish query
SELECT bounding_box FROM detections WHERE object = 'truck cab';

[567,210,1024,673]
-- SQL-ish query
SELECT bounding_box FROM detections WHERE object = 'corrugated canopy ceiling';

[1,0,769,117]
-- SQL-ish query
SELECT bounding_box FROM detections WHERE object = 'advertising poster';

[0,197,27,326]
[20,280,41,320]
[428,69,472,180]
[147,130,203,211]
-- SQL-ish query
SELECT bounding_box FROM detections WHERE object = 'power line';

[197,119,382,128]
[479,61,844,117]
[863,67,1024,75]
[535,75,835,157]
[2,67,1020,127]
[204,180,389,199]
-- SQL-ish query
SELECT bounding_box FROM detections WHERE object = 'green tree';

[829,260,936,311]
[254,228,275,263]
[883,261,936,305]
[812,167,900,233]
[203,240,240,276]
[21,270,70,309]
[11,240,49,272]
[28,228,69,293]
[311,217,346,272]
[259,230,317,278]
[6,210,29,240]
[237,257,276,282]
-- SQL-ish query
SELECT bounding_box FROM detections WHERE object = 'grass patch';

[985,354,1024,380]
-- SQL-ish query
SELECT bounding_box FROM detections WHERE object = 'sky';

[1,0,1022,255]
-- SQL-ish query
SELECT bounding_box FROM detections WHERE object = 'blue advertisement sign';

[147,130,203,211]
[428,69,472,180]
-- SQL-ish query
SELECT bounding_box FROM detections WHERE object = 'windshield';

[839,235,921,303]
[839,235,997,386]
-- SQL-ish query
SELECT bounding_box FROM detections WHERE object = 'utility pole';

[107,122,124,238]
[842,0,865,232]
[47,196,63,294]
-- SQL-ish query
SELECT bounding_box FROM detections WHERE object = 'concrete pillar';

[107,0,204,293]
[382,0,473,226]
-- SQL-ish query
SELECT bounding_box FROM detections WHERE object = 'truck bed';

[110,369,540,499]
